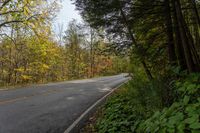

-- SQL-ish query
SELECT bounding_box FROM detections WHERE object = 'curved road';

[0,74,129,133]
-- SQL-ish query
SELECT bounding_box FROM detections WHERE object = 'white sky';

[53,0,83,33]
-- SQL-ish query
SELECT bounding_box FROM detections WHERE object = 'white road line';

[64,78,130,133]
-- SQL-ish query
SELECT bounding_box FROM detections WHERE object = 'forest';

[0,0,200,133]
[0,0,128,87]
[72,0,200,132]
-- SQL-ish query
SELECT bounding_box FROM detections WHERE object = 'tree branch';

[0,0,12,11]
[0,10,23,15]
[0,20,23,28]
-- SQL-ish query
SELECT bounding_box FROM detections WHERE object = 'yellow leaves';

[42,64,49,70]
[23,7,29,16]
[36,63,49,74]
[15,68,24,73]
[21,75,32,80]
[14,68,32,81]
[29,62,49,74]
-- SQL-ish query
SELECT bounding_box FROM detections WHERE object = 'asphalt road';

[0,74,129,133]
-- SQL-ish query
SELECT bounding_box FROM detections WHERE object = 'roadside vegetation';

[95,72,200,133]
[72,0,200,132]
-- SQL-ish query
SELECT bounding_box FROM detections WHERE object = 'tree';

[64,20,86,79]
[0,0,59,36]
[0,0,60,85]
[73,0,200,76]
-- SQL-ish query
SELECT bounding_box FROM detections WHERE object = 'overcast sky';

[53,0,82,33]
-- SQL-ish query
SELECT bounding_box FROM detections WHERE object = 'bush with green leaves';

[96,74,164,133]
[136,73,200,133]
[96,73,199,133]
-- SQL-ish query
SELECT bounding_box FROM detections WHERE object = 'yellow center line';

[0,89,63,105]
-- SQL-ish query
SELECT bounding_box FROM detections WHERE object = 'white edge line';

[64,78,130,133]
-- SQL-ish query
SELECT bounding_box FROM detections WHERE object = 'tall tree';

[74,0,154,80]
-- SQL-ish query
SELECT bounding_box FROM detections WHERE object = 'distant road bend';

[0,74,129,133]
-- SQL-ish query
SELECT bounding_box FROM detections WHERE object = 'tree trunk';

[175,0,196,73]
[90,29,95,78]
[164,0,177,65]
[190,0,200,57]
[142,60,153,80]
[119,8,153,80]
[191,0,200,26]
[171,0,187,70]
[195,25,200,49]
[176,0,200,71]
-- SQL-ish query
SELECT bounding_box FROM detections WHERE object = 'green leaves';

[137,101,200,132]
[136,74,200,133]
[190,122,200,129]
[183,96,190,105]
[94,73,200,133]
[96,86,146,133]
[185,115,199,124]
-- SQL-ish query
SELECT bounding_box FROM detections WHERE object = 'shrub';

[96,74,163,133]
[136,73,200,133]
[96,73,200,133]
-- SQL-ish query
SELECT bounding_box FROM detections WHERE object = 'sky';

[53,0,83,33]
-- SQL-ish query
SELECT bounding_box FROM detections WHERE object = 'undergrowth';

[96,73,200,133]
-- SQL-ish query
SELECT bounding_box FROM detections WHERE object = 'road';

[0,74,129,133]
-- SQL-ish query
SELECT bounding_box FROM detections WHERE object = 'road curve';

[0,74,129,133]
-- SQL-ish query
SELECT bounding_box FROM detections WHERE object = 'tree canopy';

[73,0,200,79]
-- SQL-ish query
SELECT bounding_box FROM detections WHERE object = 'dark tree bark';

[141,60,153,80]
[171,0,187,70]
[176,0,200,71]
[164,0,177,65]
[194,25,200,48]
[191,0,200,26]
[175,0,196,73]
